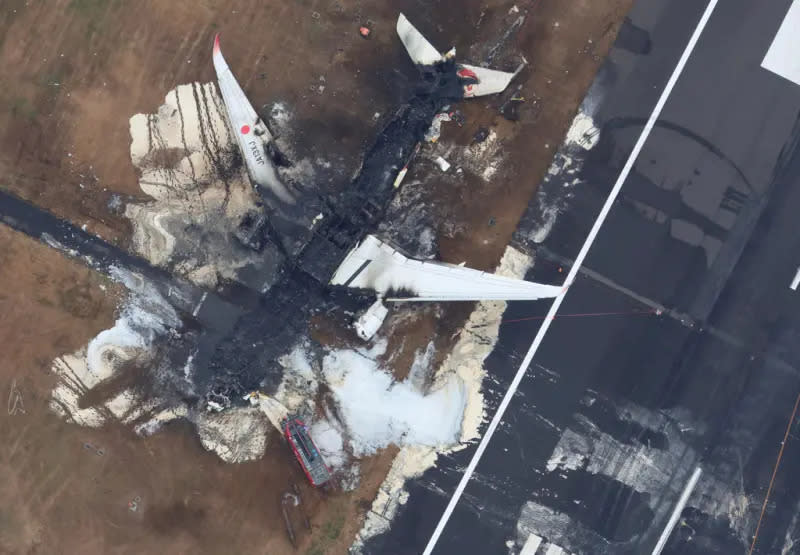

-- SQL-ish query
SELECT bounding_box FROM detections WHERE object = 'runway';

[365,1,800,553]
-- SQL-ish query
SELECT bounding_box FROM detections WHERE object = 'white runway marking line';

[421,1,721,553]
[652,466,703,555]
[519,533,543,555]
[762,0,800,86]
[192,291,208,317]
[545,544,569,555]
[791,267,800,290]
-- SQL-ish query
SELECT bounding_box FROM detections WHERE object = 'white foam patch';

[310,417,346,469]
[446,246,534,443]
[47,268,276,463]
[49,268,179,427]
[564,112,600,150]
[532,111,600,245]
[531,205,558,244]
[127,82,261,286]
[352,246,534,551]
[323,348,466,456]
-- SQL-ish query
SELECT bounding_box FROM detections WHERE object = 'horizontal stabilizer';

[397,13,444,65]
[331,235,561,301]
[458,64,516,98]
[212,35,294,204]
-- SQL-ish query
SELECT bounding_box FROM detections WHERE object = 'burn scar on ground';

[46,78,538,551]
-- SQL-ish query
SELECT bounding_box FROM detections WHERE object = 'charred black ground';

[0,59,475,407]
[200,58,473,402]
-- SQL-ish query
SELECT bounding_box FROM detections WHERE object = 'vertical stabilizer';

[213,35,295,204]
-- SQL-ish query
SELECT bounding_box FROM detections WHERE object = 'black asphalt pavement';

[368,1,800,553]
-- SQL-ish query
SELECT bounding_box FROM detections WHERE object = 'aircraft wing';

[213,35,295,204]
[331,235,561,301]
[396,13,444,66]
[458,64,517,98]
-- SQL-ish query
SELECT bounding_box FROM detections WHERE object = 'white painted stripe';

[545,544,568,555]
[791,267,800,290]
[762,0,800,85]
[421,2,720,553]
[651,466,703,555]
[192,291,208,317]
[519,533,543,555]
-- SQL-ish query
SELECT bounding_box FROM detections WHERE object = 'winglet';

[213,33,221,54]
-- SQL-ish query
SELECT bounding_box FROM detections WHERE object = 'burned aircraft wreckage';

[192,14,559,407]
[0,14,560,411]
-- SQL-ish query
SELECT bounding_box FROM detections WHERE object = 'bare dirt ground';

[0,227,393,554]
[0,0,633,553]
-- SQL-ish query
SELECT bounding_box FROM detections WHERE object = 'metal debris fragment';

[425,112,453,143]
[434,156,451,172]
[393,142,421,188]
[354,298,389,340]
[281,491,298,546]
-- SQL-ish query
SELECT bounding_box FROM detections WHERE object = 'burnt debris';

[196,58,473,404]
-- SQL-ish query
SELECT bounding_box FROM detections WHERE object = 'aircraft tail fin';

[212,35,295,204]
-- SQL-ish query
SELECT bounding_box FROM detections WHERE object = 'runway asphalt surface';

[365,1,800,553]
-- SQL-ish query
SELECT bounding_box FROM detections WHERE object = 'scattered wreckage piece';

[292,482,313,531]
[331,235,561,302]
[281,491,299,547]
[280,483,313,547]
[392,142,421,189]
[354,298,389,340]
[434,155,451,172]
[425,111,454,143]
